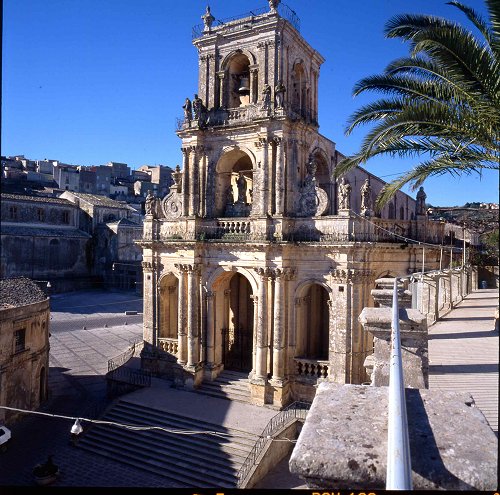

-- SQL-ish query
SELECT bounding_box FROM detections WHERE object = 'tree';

[335,0,500,208]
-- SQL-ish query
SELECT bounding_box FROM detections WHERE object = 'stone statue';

[192,94,204,121]
[360,178,372,216]
[182,97,192,124]
[145,190,155,216]
[261,84,271,110]
[236,173,247,203]
[226,185,234,204]
[269,0,281,12]
[338,177,352,210]
[274,80,286,108]
[416,186,427,215]
[202,5,215,32]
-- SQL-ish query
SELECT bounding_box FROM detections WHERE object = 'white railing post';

[386,278,413,490]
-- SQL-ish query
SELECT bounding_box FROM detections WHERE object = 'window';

[9,206,17,219]
[62,210,70,224]
[14,329,26,353]
[37,208,45,222]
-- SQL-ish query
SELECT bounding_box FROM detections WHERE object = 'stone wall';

[0,299,50,425]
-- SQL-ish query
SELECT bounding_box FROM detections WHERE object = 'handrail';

[237,401,310,487]
[107,337,143,373]
[386,278,412,489]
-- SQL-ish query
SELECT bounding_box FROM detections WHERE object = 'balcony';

[294,357,329,383]
[142,215,446,246]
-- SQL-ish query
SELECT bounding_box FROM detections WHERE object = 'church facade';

[139,1,444,408]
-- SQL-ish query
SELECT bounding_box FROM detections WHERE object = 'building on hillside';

[138,2,447,409]
[59,191,143,285]
[53,162,80,191]
[0,278,50,425]
[0,193,91,290]
[137,165,175,197]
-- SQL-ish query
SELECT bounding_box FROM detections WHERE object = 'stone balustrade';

[144,215,448,246]
[294,357,329,381]
[157,338,178,356]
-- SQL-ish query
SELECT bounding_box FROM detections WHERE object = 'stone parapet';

[289,382,498,490]
[359,307,428,388]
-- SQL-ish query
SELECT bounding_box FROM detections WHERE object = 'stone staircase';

[195,370,252,403]
[77,399,258,487]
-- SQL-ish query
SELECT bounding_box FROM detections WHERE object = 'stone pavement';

[429,289,499,433]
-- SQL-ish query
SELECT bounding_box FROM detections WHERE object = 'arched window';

[388,203,395,219]
[225,53,251,108]
[400,206,405,220]
[291,62,308,119]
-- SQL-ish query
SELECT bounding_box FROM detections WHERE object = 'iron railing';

[107,338,143,373]
[386,278,412,489]
[192,3,300,39]
[237,401,310,487]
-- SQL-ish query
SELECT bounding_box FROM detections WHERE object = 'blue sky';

[2,0,498,206]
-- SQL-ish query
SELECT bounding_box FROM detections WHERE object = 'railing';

[386,278,412,489]
[237,401,310,487]
[107,366,152,387]
[192,3,300,39]
[157,337,178,356]
[294,358,329,380]
[107,338,143,373]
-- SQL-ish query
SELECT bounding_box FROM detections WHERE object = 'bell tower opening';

[226,53,251,108]
[215,150,254,217]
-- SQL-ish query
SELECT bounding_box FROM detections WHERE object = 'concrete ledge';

[289,382,497,490]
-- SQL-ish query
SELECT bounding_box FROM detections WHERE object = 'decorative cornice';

[254,267,273,279]
[330,268,375,284]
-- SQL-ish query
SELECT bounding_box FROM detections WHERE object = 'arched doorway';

[159,274,179,340]
[296,283,329,360]
[218,273,254,372]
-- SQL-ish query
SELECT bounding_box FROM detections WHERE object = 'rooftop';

[63,192,134,209]
[1,193,72,206]
[0,277,48,309]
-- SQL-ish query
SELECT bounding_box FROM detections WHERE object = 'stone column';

[181,148,190,217]
[249,65,259,104]
[205,291,215,368]
[199,151,207,217]
[142,261,155,345]
[250,294,258,377]
[274,137,284,215]
[216,71,225,109]
[261,137,271,216]
[254,268,269,380]
[189,146,200,217]
[186,264,200,369]
[271,269,285,382]
[175,264,187,365]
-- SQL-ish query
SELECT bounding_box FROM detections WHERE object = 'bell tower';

[168,0,338,225]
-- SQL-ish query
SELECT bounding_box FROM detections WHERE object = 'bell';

[238,76,250,94]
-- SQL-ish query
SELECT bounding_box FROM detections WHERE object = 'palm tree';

[336,0,500,208]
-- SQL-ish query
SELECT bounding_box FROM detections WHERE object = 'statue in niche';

[338,177,352,210]
[303,156,317,190]
[261,84,271,110]
[416,186,427,215]
[274,80,286,108]
[182,97,192,124]
[145,190,156,216]
[236,173,247,203]
[360,178,372,216]
[226,185,234,205]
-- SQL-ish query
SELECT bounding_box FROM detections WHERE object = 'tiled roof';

[0,225,91,238]
[65,192,133,209]
[1,193,72,206]
[0,277,48,309]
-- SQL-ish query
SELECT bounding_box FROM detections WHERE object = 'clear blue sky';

[2,0,498,206]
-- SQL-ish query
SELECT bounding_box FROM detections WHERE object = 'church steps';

[80,426,244,477]
[77,398,259,487]
[78,434,235,487]
[195,370,252,403]
[101,409,254,458]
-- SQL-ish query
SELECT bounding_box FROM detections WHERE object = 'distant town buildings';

[1,155,174,208]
